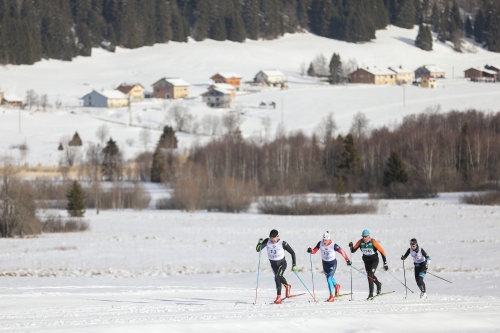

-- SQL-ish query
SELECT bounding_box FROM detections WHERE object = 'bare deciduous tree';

[39,94,50,111]
[316,112,337,143]
[350,112,370,141]
[222,112,244,134]
[202,115,222,136]
[25,89,38,110]
[168,104,193,132]
[300,61,307,77]
[342,58,359,78]
[312,53,329,77]
[96,124,110,144]
[139,128,151,148]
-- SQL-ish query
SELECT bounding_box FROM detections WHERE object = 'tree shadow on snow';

[393,36,416,47]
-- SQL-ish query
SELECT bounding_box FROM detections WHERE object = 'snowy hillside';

[0,194,499,331]
[1,26,500,166]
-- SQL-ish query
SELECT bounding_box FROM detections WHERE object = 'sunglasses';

[410,244,417,247]
[362,235,369,238]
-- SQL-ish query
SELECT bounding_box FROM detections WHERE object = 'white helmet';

[323,231,331,240]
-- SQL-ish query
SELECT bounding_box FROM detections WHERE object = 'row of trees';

[169,108,500,196]
[2,0,500,65]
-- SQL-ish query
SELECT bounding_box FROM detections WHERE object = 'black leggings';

[414,262,427,292]
[363,256,382,294]
[270,259,289,295]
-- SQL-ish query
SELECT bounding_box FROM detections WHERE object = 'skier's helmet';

[323,231,331,240]
[269,229,279,238]
[410,238,418,246]
[361,229,370,237]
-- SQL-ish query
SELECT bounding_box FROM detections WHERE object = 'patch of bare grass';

[40,214,89,233]
[459,191,500,205]
[257,196,378,215]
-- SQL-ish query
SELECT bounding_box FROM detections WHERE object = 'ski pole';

[350,266,377,282]
[385,270,414,293]
[309,253,316,300]
[254,243,262,305]
[293,271,317,303]
[403,259,408,299]
[350,263,353,301]
[427,271,454,284]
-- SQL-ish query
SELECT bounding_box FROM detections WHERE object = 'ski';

[367,291,395,300]
[335,293,352,299]
[269,293,306,304]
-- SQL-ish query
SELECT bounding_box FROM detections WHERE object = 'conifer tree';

[243,0,260,40]
[329,53,343,84]
[448,1,463,41]
[414,0,423,24]
[487,4,500,52]
[336,176,346,197]
[101,138,122,181]
[464,16,473,38]
[210,17,227,41]
[382,150,408,187]
[150,141,165,183]
[394,0,416,29]
[474,9,485,44]
[337,134,363,175]
[155,0,172,43]
[159,126,178,149]
[228,12,247,42]
[431,1,440,32]
[307,62,316,77]
[415,23,432,50]
[66,180,86,217]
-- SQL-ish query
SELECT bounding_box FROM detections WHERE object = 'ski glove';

[383,263,388,271]
[346,259,352,266]
[258,238,263,244]
[401,255,405,260]
[292,265,298,272]
[307,247,312,253]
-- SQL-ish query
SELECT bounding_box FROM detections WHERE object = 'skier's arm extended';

[334,244,350,261]
[310,241,321,254]
[283,241,297,266]
[372,239,387,262]
[401,248,410,260]
[350,239,362,253]
[256,238,269,252]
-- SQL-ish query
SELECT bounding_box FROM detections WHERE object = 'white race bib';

[320,242,336,262]
[267,239,285,260]
[411,247,425,264]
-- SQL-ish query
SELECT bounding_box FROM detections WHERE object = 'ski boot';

[367,293,374,300]
[420,292,427,299]
[334,284,341,297]
[326,294,335,302]
[376,282,382,295]
[285,284,291,298]
[274,295,282,304]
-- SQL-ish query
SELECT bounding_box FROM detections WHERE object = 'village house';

[464,67,497,82]
[116,83,145,102]
[348,67,396,85]
[254,70,285,85]
[414,65,446,79]
[82,90,129,108]
[209,83,236,99]
[420,76,437,88]
[151,77,190,99]
[485,64,500,74]
[1,93,23,107]
[202,87,232,108]
[210,73,242,90]
[389,66,414,84]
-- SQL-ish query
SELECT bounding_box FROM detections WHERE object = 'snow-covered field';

[1,26,500,166]
[1,194,499,332]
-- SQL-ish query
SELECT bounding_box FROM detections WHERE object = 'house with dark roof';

[116,83,144,102]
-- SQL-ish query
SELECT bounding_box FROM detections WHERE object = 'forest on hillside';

[0,0,499,65]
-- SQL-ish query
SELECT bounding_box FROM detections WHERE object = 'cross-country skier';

[349,229,388,299]
[256,229,297,304]
[307,231,352,302]
[401,238,431,299]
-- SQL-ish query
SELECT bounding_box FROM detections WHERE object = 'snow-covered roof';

[211,83,235,91]
[389,66,413,74]
[215,72,242,79]
[202,88,231,96]
[165,78,190,86]
[2,93,23,102]
[362,67,395,76]
[465,67,497,75]
[259,69,284,77]
[424,65,445,73]
[83,90,128,100]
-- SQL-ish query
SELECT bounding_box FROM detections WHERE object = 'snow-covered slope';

[0,194,499,331]
[1,26,500,166]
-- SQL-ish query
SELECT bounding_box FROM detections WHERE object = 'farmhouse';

[1,93,23,107]
[116,83,144,102]
[202,87,232,108]
[151,78,190,99]
[254,70,285,85]
[82,90,129,108]
[485,64,500,73]
[464,67,497,82]
[420,75,436,88]
[211,73,242,89]
[348,67,396,85]
[415,65,446,79]
[389,66,414,84]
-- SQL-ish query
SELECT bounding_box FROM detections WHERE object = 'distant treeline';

[182,108,500,196]
[1,0,500,65]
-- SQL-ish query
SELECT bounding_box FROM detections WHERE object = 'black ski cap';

[269,229,279,237]
[410,238,418,245]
